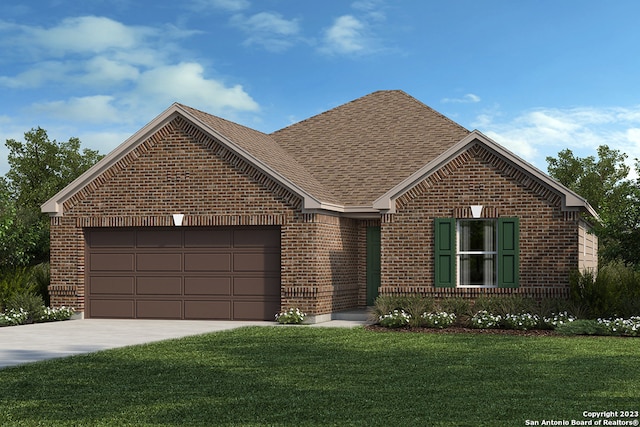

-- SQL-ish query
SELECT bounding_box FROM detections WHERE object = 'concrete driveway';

[0,317,367,369]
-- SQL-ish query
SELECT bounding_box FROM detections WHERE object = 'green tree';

[2,128,103,267]
[546,146,640,266]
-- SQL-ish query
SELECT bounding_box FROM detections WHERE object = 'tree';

[546,146,640,266]
[2,128,103,267]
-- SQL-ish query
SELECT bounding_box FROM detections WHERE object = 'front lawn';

[0,326,638,426]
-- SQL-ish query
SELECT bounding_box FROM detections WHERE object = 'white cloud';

[442,94,481,104]
[0,15,261,123]
[19,16,150,56]
[31,96,122,124]
[474,105,640,178]
[135,62,259,114]
[320,15,367,55]
[230,12,300,52]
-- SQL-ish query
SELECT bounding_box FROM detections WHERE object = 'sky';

[1,0,640,180]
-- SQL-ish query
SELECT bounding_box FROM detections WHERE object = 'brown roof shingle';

[270,90,470,206]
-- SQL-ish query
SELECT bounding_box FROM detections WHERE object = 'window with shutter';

[434,217,519,288]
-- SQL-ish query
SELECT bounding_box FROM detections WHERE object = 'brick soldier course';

[42,90,598,322]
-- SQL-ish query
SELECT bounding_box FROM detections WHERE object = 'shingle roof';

[271,90,470,206]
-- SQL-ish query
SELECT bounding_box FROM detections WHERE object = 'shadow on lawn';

[0,327,638,426]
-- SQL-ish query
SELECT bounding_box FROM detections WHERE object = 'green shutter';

[498,217,520,288]
[434,218,456,288]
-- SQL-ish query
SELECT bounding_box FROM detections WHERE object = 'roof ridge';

[270,90,403,135]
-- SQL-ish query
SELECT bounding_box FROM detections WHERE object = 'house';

[42,90,598,322]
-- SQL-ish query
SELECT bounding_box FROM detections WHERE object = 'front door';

[366,226,381,306]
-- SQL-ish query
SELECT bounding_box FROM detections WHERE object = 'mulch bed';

[365,324,559,337]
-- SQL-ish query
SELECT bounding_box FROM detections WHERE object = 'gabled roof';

[42,90,596,218]
[271,90,470,207]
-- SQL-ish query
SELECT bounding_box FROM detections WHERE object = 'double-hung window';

[458,219,497,287]
[435,217,519,288]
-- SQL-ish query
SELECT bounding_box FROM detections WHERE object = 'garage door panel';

[184,277,231,295]
[137,277,182,295]
[234,277,280,296]
[184,253,231,271]
[89,277,134,295]
[185,301,231,319]
[185,229,231,247]
[234,229,280,248]
[234,252,280,272]
[137,253,182,271]
[87,227,280,320]
[90,253,134,271]
[234,300,280,321]
[137,300,182,319]
[90,299,135,318]
[137,230,182,247]
[89,230,135,248]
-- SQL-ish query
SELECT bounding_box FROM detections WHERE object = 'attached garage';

[85,227,281,320]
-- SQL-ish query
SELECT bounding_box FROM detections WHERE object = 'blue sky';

[1,0,640,178]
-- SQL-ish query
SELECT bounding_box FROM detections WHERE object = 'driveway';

[0,318,367,369]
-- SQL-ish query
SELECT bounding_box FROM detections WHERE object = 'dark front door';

[366,226,381,306]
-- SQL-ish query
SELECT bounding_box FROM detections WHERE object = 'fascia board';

[373,130,598,217]
[41,104,183,215]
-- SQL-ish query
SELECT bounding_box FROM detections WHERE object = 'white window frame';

[456,219,498,288]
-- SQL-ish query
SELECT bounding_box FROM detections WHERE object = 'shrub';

[539,312,576,329]
[555,319,610,336]
[597,317,640,337]
[438,297,472,318]
[0,308,29,327]
[399,295,434,327]
[38,306,75,322]
[275,308,306,324]
[0,267,36,311]
[570,262,640,318]
[378,310,411,328]
[474,295,537,316]
[470,310,502,329]
[5,292,44,324]
[372,295,404,320]
[420,311,456,328]
[502,313,540,330]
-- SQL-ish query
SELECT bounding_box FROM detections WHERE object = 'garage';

[85,227,281,320]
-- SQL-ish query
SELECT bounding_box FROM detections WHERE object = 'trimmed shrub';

[555,319,610,336]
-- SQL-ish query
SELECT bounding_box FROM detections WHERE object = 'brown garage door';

[85,227,281,320]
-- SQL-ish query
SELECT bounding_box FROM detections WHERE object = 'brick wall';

[380,143,580,300]
[49,117,366,316]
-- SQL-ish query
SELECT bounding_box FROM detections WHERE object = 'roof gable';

[271,90,470,206]
[373,130,598,217]
[42,103,339,215]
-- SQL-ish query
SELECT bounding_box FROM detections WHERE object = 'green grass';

[0,327,638,426]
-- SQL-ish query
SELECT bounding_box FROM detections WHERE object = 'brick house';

[42,90,598,322]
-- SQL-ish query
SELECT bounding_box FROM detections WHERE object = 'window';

[458,220,496,287]
[435,217,519,288]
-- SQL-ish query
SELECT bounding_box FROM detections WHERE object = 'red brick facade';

[46,97,596,320]
[381,143,585,300]
[49,117,367,316]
